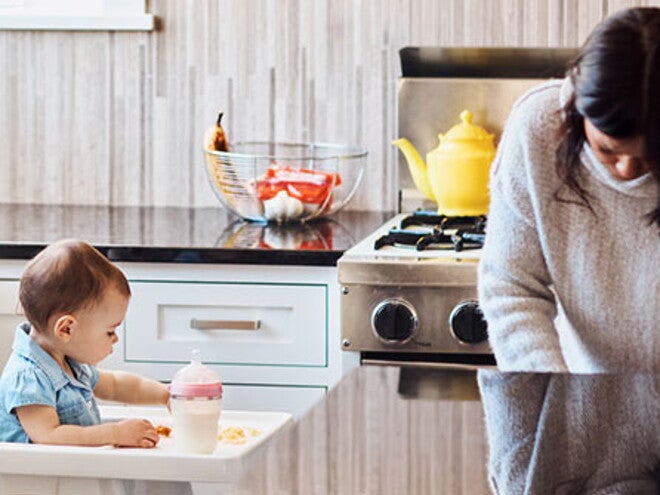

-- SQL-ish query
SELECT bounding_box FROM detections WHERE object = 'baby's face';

[67,286,129,365]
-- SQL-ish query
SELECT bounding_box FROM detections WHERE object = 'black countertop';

[0,204,394,266]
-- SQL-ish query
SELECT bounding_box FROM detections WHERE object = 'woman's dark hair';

[555,7,660,228]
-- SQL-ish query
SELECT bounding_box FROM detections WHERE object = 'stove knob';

[371,299,418,344]
[449,301,488,344]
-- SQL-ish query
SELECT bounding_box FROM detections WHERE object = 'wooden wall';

[0,0,656,210]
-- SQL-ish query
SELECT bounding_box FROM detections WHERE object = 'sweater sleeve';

[478,96,568,372]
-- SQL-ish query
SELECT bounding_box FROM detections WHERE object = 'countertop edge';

[0,245,342,267]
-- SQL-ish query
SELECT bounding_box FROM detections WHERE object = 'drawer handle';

[190,318,260,331]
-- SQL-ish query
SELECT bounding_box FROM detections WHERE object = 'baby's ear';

[53,315,76,342]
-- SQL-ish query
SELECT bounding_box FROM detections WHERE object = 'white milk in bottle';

[169,349,223,454]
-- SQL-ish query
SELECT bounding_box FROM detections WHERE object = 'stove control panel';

[371,299,418,344]
[449,301,488,344]
[339,282,492,355]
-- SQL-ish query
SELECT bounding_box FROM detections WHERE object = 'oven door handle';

[360,358,496,371]
[362,361,497,401]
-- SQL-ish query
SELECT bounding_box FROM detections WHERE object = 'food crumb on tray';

[218,426,262,445]
[154,424,261,445]
[155,425,172,437]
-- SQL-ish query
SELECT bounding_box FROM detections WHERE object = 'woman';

[478,7,660,373]
[478,9,660,494]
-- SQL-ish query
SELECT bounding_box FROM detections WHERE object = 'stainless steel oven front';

[338,213,494,370]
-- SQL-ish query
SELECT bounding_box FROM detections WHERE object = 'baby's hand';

[113,419,159,448]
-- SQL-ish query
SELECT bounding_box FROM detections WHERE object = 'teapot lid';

[441,110,493,142]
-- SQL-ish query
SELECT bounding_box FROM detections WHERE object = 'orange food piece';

[155,425,172,437]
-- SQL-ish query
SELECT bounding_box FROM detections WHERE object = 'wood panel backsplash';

[0,0,655,210]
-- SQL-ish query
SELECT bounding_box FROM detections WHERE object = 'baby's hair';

[19,239,131,332]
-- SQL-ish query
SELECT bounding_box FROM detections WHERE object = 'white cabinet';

[222,384,326,419]
[125,281,327,366]
[115,262,357,418]
[0,260,357,418]
[0,279,23,370]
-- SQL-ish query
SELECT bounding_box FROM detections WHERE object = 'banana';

[203,112,230,151]
[203,112,264,218]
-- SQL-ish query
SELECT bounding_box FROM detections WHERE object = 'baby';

[0,239,170,448]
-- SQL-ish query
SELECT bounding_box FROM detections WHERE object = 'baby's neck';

[28,326,72,376]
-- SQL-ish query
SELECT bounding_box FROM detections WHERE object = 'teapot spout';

[392,138,435,201]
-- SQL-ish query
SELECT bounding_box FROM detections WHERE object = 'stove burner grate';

[374,212,487,252]
[400,211,487,231]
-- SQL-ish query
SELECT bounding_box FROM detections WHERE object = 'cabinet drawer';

[0,281,22,369]
[124,281,327,366]
[222,384,326,419]
[0,280,20,313]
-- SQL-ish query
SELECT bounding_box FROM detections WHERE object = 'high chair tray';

[0,405,292,483]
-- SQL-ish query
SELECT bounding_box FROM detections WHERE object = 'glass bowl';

[204,142,367,223]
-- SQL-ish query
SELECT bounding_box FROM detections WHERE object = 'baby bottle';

[169,349,223,454]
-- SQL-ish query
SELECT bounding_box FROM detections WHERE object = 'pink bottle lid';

[169,349,223,398]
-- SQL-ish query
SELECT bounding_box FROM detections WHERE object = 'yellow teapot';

[393,110,496,216]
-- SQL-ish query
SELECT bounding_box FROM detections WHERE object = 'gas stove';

[338,46,576,370]
[338,213,495,369]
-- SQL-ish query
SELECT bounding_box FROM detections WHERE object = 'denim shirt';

[0,322,100,443]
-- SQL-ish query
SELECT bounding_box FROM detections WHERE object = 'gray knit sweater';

[477,78,659,373]
[477,371,660,494]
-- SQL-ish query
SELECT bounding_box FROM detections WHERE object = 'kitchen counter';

[231,367,660,495]
[0,204,393,266]
[235,365,491,495]
[0,204,391,416]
